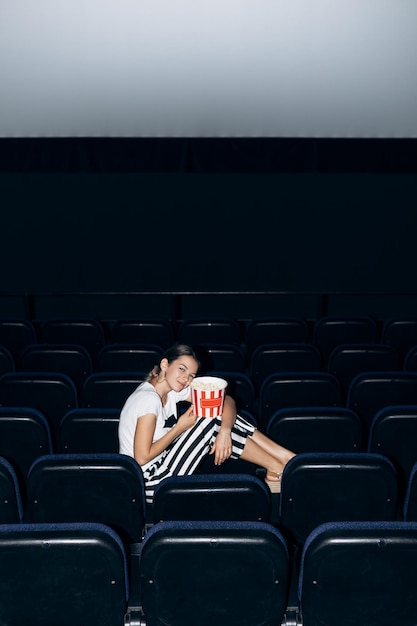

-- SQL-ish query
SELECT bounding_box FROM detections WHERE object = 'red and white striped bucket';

[191,376,228,418]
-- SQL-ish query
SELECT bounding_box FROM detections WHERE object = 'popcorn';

[190,376,228,418]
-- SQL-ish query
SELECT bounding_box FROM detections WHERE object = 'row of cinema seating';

[3,314,417,371]
[4,449,417,535]
[2,517,417,626]
[1,371,417,492]
[3,315,417,623]
[2,451,417,625]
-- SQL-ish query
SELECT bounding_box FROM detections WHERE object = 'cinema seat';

[0,407,53,491]
[139,520,290,626]
[58,408,120,454]
[259,372,342,430]
[24,453,147,548]
[0,522,129,626]
[0,456,23,523]
[152,474,271,524]
[279,453,399,549]
[0,372,78,449]
[265,407,365,454]
[299,521,417,626]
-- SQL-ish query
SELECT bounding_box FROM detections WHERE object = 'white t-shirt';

[118,381,191,470]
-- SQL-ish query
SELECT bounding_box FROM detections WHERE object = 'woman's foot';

[265,471,283,493]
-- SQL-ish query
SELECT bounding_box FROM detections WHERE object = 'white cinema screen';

[1,0,416,138]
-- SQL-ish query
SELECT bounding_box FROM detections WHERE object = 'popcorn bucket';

[191,376,228,418]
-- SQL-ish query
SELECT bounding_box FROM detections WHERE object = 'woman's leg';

[251,429,296,465]
[239,432,295,491]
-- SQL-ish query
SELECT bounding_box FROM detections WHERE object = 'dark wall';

[2,167,417,295]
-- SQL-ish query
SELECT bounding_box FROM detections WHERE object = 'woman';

[118,343,295,503]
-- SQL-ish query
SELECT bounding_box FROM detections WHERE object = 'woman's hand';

[176,405,198,432]
[210,427,232,465]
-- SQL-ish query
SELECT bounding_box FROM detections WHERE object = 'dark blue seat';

[96,343,164,373]
[0,407,53,494]
[0,522,129,626]
[347,371,417,433]
[139,520,290,626]
[199,344,247,373]
[152,474,271,524]
[82,372,144,409]
[0,319,37,368]
[403,461,417,521]
[327,343,400,398]
[245,317,310,357]
[0,372,78,448]
[368,404,417,494]
[0,456,23,523]
[259,372,342,430]
[265,407,365,453]
[249,343,322,392]
[299,521,417,626]
[0,345,15,374]
[279,452,399,549]
[313,315,378,363]
[110,318,175,349]
[381,317,417,362]
[403,345,417,371]
[20,343,93,394]
[24,453,147,548]
[58,408,120,453]
[40,317,106,367]
[177,318,242,347]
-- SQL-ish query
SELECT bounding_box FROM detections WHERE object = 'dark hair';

[146,343,200,381]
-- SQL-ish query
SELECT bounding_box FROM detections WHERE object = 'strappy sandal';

[265,472,282,494]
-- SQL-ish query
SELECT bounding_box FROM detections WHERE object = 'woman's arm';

[209,394,236,465]
[133,406,197,466]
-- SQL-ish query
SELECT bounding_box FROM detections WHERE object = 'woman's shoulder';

[122,380,161,412]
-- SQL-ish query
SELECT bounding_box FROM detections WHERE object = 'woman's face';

[164,355,199,391]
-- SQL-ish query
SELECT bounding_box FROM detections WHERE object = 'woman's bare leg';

[251,429,296,466]
[239,431,296,492]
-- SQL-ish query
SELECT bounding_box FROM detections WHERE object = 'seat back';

[20,343,93,393]
[347,372,417,433]
[403,345,417,371]
[368,405,417,493]
[24,453,146,546]
[327,343,400,398]
[259,372,342,429]
[152,474,271,523]
[245,317,310,357]
[0,522,129,626]
[177,318,242,346]
[381,317,417,362]
[0,345,15,374]
[140,520,290,626]
[0,456,23,523]
[403,462,417,521]
[199,344,247,373]
[250,343,322,392]
[40,317,106,366]
[279,453,399,548]
[265,407,365,454]
[299,521,417,626]
[313,315,378,363]
[0,319,37,368]
[110,318,175,349]
[96,343,164,373]
[0,407,53,494]
[58,408,120,453]
[82,373,144,409]
[0,372,78,448]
